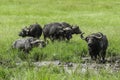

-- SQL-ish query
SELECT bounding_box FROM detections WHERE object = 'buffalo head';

[72,25,82,34]
[19,26,29,37]
[81,32,103,47]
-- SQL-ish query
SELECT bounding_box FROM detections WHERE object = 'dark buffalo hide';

[43,22,72,41]
[72,26,82,34]
[19,23,42,38]
[43,22,82,41]
[81,32,108,63]
[61,22,82,34]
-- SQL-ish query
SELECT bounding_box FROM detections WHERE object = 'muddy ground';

[30,56,120,74]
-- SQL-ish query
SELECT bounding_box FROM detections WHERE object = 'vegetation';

[0,0,120,80]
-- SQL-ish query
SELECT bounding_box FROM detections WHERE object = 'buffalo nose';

[88,43,92,47]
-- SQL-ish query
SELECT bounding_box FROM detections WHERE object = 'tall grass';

[0,0,120,80]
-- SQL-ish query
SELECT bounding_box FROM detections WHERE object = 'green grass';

[0,0,120,80]
[1,64,120,80]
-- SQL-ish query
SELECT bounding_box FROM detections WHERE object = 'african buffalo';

[43,22,61,41]
[61,22,82,34]
[19,23,42,38]
[71,26,82,34]
[43,22,82,41]
[81,32,108,63]
[43,22,72,41]
[12,37,46,53]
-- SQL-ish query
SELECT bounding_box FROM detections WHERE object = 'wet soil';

[32,56,120,74]
[15,56,120,74]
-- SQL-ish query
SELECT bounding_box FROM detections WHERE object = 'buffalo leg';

[101,51,106,63]
[89,51,94,60]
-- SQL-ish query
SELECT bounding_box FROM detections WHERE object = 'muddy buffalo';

[19,23,42,38]
[12,37,46,53]
[81,32,108,63]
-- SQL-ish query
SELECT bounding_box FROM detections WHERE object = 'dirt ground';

[32,56,120,74]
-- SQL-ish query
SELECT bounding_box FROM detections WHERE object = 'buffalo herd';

[43,22,82,41]
[12,22,108,63]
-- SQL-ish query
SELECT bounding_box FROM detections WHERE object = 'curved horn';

[31,40,41,44]
[80,32,85,40]
[63,27,71,31]
[92,32,103,39]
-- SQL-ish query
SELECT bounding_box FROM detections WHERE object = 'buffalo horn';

[80,32,85,40]
[63,27,71,31]
[91,32,103,39]
[31,40,41,44]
